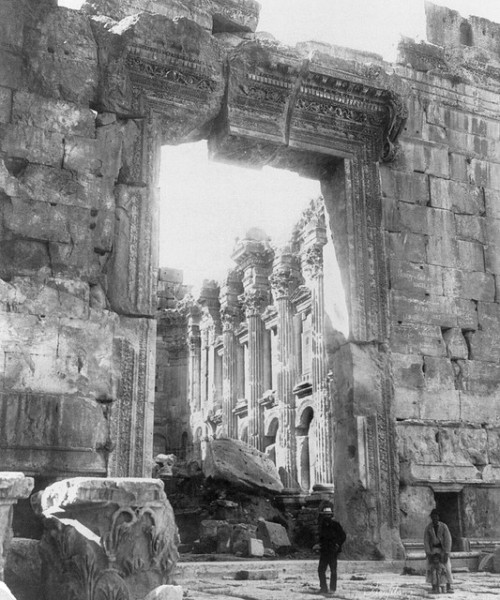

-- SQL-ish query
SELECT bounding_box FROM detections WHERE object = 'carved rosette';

[301,245,324,280]
[239,289,269,317]
[34,478,180,600]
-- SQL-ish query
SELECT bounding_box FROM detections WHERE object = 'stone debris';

[234,569,279,581]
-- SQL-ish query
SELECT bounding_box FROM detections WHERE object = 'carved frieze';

[210,41,407,169]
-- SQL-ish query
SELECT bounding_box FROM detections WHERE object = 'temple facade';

[155,198,344,494]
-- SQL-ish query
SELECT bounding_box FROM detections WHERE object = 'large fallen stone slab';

[202,438,284,493]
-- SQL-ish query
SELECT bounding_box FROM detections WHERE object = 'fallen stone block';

[478,553,494,572]
[248,537,264,557]
[143,585,183,600]
[234,569,278,581]
[256,519,291,554]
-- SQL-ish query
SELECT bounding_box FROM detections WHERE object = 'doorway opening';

[434,491,464,551]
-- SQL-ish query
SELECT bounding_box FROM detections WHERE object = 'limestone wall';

[383,4,500,539]
[0,0,155,478]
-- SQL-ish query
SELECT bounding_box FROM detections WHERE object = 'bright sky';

[59,0,500,301]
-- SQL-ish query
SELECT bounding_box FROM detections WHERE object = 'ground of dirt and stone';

[173,560,500,599]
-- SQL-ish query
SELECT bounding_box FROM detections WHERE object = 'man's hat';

[321,507,333,514]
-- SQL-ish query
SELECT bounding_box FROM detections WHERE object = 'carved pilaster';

[33,478,180,600]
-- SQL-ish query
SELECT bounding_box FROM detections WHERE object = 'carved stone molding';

[301,244,324,280]
[32,478,180,600]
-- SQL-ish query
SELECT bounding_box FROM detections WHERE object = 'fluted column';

[302,220,333,487]
[232,229,274,451]
[270,250,301,489]
[187,304,202,413]
[241,290,268,449]
[219,270,243,439]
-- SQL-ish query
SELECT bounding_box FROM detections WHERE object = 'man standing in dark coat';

[317,506,346,594]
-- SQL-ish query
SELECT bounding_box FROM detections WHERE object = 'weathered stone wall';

[383,3,500,540]
[0,0,156,478]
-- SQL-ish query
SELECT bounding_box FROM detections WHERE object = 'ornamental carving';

[270,268,300,300]
[301,245,324,280]
[37,486,180,600]
[239,289,269,317]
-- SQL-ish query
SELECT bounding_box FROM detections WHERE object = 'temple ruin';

[2,0,500,596]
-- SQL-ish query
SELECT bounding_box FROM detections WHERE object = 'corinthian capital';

[301,244,324,279]
[239,289,269,317]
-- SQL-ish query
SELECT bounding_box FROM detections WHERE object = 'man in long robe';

[423,509,454,594]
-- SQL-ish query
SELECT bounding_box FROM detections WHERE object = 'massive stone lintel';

[32,478,179,600]
[0,473,34,581]
[209,41,407,175]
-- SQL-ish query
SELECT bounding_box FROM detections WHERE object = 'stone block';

[248,537,265,557]
[382,196,400,231]
[398,139,450,178]
[18,165,115,211]
[487,429,500,465]
[391,291,457,328]
[393,387,421,419]
[256,520,291,553]
[392,353,425,389]
[0,239,51,278]
[387,232,427,263]
[457,240,485,272]
[203,438,283,493]
[211,0,260,33]
[143,586,183,600]
[390,323,446,357]
[441,328,468,360]
[485,217,500,275]
[420,389,460,421]
[63,136,103,175]
[467,330,500,362]
[2,197,73,244]
[0,277,90,320]
[439,425,488,466]
[455,214,486,243]
[24,7,98,105]
[0,123,64,167]
[454,298,479,330]
[485,188,500,220]
[477,301,500,331]
[449,152,468,183]
[398,203,428,234]
[422,356,456,391]
[83,0,213,29]
[0,87,12,124]
[0,0,25,49]
[12,91,96,137]
[460,392,500,424]
[457,360,500,395]
[389,260,444,297]
[380,168,429,205]
[426,208,458,268]
[429,177,485,215]
[0,49,24,90]
[443,269,495,302]
[0,582,16,600]
[235,567,278,580]
[396,424,440,464]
